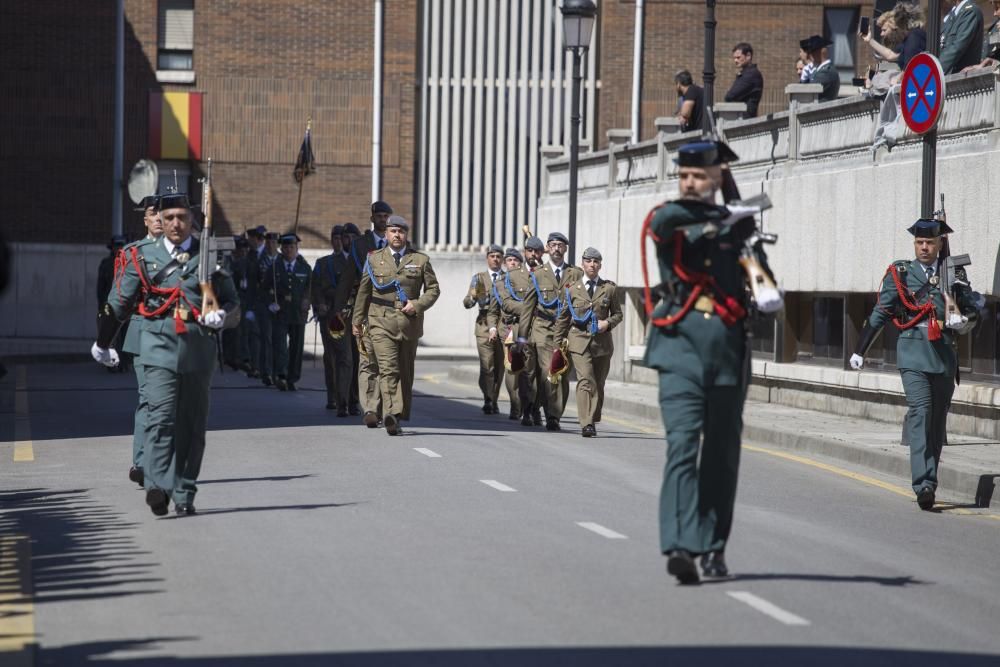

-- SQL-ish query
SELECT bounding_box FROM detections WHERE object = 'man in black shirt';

[674,70,704,133]
[724,42,764,118]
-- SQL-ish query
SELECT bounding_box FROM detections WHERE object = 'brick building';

[7,1,987,250]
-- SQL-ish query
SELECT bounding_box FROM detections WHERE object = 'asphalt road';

[1,358,998,666]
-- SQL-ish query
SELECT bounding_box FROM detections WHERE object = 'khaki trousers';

[476,335,504,402]
[571,350,610,428]
[358,327,382,416]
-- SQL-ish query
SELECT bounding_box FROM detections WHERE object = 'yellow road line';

[13,366,33,463]
[0,534,35,666]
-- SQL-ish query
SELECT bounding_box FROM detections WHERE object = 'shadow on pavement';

[701,573,927,587]
[159,502,360,519]
[28,642,1000,666]
[0,489,164,606]
[196,474,316,485]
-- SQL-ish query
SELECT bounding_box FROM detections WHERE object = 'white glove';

[720,204,762,227]
[849,353,864,370]
[91,343,120,368]
[755,287,784,314]
[244,310,256,322]
[945,312,974,334]
[199,309,226,330]
[268,303,280,314]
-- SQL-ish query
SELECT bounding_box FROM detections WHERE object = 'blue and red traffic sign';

[901,52,945,135]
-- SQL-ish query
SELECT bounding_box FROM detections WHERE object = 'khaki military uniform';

[464,270,504,406]
[338,231,389,417]
[557,277,623,429]
[352,246,440,419]
[531,261,583,420]
[489,267,538,418]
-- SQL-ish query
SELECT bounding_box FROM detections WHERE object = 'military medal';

[929,275,939,286]
[176,252,190,264]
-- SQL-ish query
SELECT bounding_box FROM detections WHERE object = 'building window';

[158,0,194,72]
[824,7,860,86]
[795,294,844,364]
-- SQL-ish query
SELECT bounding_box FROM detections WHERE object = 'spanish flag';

[148,91,203,160]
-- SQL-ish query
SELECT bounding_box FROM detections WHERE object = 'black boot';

[700,551,729,578]
[666,550,700,585]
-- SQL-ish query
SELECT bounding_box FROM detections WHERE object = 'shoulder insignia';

[603,280,617,287]
[892,260,908,273]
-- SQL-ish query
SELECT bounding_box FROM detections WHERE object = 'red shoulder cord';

[640,205,747,328]
[886,264,941,341]
[116,246,202,334]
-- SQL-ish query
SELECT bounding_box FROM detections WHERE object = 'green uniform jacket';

[463,270,500,339]
[642,200,750,387]
[272,255,312,325]
[530,261,584,346]
[257,251,281,308]
[312,252,350,316]
[488,267,538,341]
[940,0,984,73]
[556,277,622,358]
[107,237,239,373]
[353,246,440,341]
[120,237,157,355]
[866,259,978,376]
[810,61,840,102]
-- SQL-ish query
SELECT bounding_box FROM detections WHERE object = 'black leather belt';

[535,309,557,323]
[502,315,519,325]
[371,297,398,308]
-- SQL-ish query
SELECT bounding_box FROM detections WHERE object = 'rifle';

[720,172,783,313]
[198,159,221,316]
[935,193,970,321]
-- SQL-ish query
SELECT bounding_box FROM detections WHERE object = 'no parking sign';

[901,53,945,135]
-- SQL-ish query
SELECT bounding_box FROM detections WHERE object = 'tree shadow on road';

[27,640,1000,666]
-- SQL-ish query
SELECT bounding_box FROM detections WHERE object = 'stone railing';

[542,69,1000,197]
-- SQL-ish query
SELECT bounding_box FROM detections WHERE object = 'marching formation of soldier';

[88,137,980,591]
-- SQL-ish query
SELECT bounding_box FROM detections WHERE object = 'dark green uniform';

[120,237,157,472]
[256,250,280,382]
[313,252,354,410]
[107,236,238,508]
[272,255,312,387]
[645,200,752,559]
[859,258,978,496]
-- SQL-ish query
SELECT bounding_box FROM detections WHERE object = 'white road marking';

[727,591,811,626]
[414,448,442,458]
[480,480,517,492]
[576,522,627,539]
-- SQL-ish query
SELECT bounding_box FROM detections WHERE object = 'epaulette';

[602,279,617,287]
[124,237,155,250]
[892,260,908,273]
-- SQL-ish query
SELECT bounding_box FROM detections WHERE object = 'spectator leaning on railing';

[863,3,927,151]
[962,0,1000,72]
[674,70,705,133]
[724,42,763,118]
[939,0,984,74]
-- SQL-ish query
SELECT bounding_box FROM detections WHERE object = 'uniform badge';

[929,276,939,286]
[176,252,190,264]
[175,305,190,320]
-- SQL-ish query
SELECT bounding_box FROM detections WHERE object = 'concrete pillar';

[785,84,821,162]
[607,128,632,192]
[655,117,682,182]
[714,102,746,122]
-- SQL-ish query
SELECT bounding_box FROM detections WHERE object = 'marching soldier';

[313,225,354,414]
[531,232,583,431]
[222,235,249,371]
[91,192,239,516]
[271,233,312,391]
[556,247,622,438]
[340,223,363,415]
[463,244,505,414]
[120,194,162,486]
[497,248,525,419]
[242,225,267,379]
[337,202,393,427]
[490,245,539,426]
[257,231,281,386]
[97,234,128,373]
[351,215,440,435]
[850,218,980,511]
[645,140,766,584]
[232,234,258,376]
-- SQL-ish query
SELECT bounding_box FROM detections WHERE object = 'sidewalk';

[447,364,1000,508]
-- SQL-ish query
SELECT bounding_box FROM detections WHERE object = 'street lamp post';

[703,0,717,133]
[561,0,597,265]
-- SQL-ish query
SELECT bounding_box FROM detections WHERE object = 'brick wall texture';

[4,1,992,246]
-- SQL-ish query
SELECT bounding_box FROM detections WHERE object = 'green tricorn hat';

[907,218,954,238]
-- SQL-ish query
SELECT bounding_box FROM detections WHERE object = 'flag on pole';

[293,120,316,184]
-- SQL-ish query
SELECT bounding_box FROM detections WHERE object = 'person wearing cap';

[351,215,440,435]
[850,218,980,511]
[556,247,622,438]
[490,245,540,426]
[337,202,394,426]
[520,235,546,425]
[241,225,267,379]
[256,231,281,387]
[531,231,583,432]
[223,235,251,373]
[340,222,363,414]
[92,191,239,517]
[270,233,312,391]
[313,225,354,415]
[464,244,506,415]
[645,140,766,584]
[801,35,839,101]
[498,248,526,420]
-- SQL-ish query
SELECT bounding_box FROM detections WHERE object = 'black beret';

[371,200,393,215]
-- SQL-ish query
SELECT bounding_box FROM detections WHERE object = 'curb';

[446,364,994,507]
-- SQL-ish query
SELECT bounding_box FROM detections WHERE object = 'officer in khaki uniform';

[851,218,979,511]
[271,233,312,391]
[338,202,393,427]
[496,248,526,419]
[352,215,440,435]
[312,225,354,415]
[464,244,505,414]
[92,192,239,517]
[489,247,539,426]
[531,231,584,431]
[556,247,622,438]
